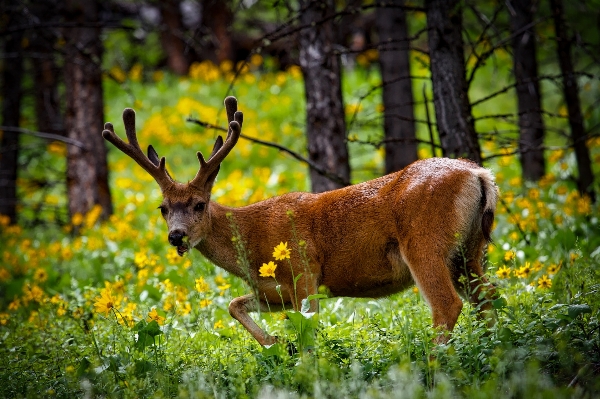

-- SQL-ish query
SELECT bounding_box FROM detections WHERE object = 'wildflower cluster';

[259,242,292,279]
[495,254,563,290]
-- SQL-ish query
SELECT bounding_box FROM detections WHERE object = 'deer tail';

[474,168,499,242]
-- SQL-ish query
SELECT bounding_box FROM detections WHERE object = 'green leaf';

[262,342,287,357]
[134,359,154,378]
[133,319,147,332]
[141,321,163,337]
[293,273,304,286]
[567,304,591,320]
[497,327,513,342]
[76,357,92,378]
[492,297,507,309]
[301,294,327,313]
[135,331,155,352]
[286,310,318,351]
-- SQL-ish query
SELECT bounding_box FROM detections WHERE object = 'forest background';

[0,0,599,397]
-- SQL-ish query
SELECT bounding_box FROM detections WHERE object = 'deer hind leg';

[228,293,283,346]
[451,238,497,326]
[401,245,463,344]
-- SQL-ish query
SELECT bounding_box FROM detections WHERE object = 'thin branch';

[471,72,600,107]
[350,137,443,150]
[467,16,551,86]
[186,118,351,187]
[0,126,88,149]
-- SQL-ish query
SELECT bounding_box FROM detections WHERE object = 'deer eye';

[194,202,206,212]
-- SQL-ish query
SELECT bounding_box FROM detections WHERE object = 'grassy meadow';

[1,53,600,398]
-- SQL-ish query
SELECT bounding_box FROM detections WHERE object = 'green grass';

[1,57,600,398]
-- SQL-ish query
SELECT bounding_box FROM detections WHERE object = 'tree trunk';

[64,0,113,220]
[550,0,595,201]
[425,0,481,164]
[509,0,545,181]
[376,0,417,172]
[203,0,233,63]
[31,0,64,136]
[159,0,190,75]
[0,10,25,224]
[298,0,350,193]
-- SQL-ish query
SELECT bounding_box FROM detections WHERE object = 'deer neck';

[194,201,250,279]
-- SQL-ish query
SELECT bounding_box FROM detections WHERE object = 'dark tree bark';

[159,0,190,75]
[203,0,233,63]
[30,0,64,136]
[0,8,25,224]
[509,0,545,181]
[376,0,417,173]
[64,0,113,220]
[298,0,350,193]
[425,0,481,164]
[550,0,595,201]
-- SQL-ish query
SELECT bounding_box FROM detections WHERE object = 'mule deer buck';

[102,96,499,346]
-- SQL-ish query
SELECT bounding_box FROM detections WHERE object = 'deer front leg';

[228,293,282,346]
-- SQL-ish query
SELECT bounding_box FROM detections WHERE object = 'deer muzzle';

[168,230,189,256]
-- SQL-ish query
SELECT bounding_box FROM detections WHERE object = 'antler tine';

[190,97,243,188]
[224,96,237,124]
[102,108,173,191]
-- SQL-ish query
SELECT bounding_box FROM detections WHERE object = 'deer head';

[102,96,243,256]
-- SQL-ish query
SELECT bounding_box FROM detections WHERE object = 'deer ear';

[148,145,174,180]
[200,137,223,191]
[209,136,224,160]
[203,166,220,193]
[148,145,160,166]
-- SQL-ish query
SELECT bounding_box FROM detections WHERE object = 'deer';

[102,96,499,347]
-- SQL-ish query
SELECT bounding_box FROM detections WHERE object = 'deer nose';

[168,230,186,247]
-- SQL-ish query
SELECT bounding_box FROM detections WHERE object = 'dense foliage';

[1,55,599,398]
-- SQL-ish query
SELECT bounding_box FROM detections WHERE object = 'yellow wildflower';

[72,213,83,226]
[33,268,48,283]
[495,265,512,279]
[538,275,552,289]
[547,263,561,275]
[178,302,192,316]
[147,308,165,325]
[0,313,9,325]
[515,262,532,279]
[200,299,212,308]
[23,284,45,304]
[0,214,11,227]
[272,242,291,260]
[259,261,277,278]
[217,284,231,292]
[504,251,516,262]
[214,320,224,329]
[0,268,11,282]
[528,188,540,200]
[215,274,227,286]
[195,277,209,293]
[94,288,117,316]
[8,299,20,311]
[570,252,579,264]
